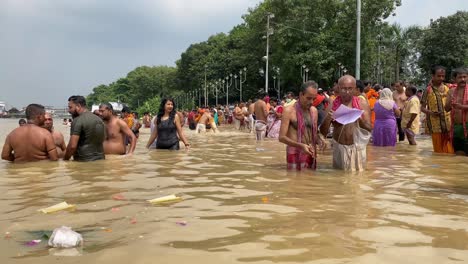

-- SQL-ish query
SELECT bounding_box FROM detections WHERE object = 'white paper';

[333,104,363,125]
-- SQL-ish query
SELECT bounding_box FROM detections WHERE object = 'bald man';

[43,113,67,158]
[320,75,372,171]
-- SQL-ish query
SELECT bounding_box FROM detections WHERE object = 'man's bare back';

[234,106,244,120]
[198,112,210,124]
[51,130,66,158]
[254,99,268,123]
[1,125,58,162]
[248,103,255,115]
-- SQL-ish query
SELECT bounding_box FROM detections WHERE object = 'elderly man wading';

[320,75,372,171]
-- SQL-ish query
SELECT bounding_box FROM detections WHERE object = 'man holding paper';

[320,75,372,171]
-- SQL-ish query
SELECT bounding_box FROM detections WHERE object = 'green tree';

[419,11,468,78]
[136,96,161,116]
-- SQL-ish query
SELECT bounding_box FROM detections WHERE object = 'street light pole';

[239,67,247,103]
[356,0,361,79]
[301,65,307,83]
[265,13,274,94]
[204,64,208,106]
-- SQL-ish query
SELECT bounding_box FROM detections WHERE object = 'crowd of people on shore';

[2,66,467,172]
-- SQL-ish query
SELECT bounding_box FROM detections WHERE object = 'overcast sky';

[1,0,466,108]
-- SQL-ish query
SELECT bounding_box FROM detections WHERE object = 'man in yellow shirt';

[402,86,420,145]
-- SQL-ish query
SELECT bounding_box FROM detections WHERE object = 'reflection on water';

[1,118,468,263]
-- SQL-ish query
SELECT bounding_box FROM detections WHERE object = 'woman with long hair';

[146,98,190,150]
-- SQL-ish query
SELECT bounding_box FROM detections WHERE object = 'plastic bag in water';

[48,226,83,248]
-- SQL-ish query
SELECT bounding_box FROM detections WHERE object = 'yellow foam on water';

[147,194,182,204]
[38,201,76,214]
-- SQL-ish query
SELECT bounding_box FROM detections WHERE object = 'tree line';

[86,0,467,114]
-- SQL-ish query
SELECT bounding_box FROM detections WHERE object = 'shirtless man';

[2,104,58,162]
[43,113,66,158]
[320,75,372,171]
[248,100,255,133]
[143,112,151,128]
[393,81,407,141]
[196,109,211,134]
[233,103,244,130]
[279,81,323,170]
[254,92,268,141]
[445,67,468,155]
[99,103,136,155]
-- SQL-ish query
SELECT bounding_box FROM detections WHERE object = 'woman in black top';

[146,98,190,150]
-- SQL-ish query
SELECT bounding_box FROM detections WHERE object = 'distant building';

[0,101,7,117]
[91,102,126,113]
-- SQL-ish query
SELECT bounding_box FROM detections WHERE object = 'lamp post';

[225,74,233,106]
[356,0,361,79]
[204,64,208,107]
[273,76,277,91]
[265,13,274,93]
[301,65,308,83]
[337,62,342,79]
[234,74,239,101]
[273,66,280,98]
[239,67,247,102]
[222,79,225,105]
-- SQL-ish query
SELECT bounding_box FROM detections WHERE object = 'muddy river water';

[1,118,468,264]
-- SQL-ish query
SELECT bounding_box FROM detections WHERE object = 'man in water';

[279,81,322,170]
[18,119,26,126]
[143,112,151,128]
[401,86,420,145]
[196,108,210,134]
[420,65,453,153]
[253,91,268,141]
[64,95,106,161]
[393,81,407,141]
[445,67,468,155]
[320,75,372,171]
[2,104,58,162]
[43,112,67,158]
[99,103,136,155]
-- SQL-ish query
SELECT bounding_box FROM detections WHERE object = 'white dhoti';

[332,139,367,171]
[255,120,267,141]
[196,123,206,133]
[245,115,254,133]
[233,118,241,130]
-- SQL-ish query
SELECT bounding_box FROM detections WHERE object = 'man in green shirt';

[64,95,105,161]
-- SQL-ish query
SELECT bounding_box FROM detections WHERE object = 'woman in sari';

[266,97,283,138]
[373,88,401,146]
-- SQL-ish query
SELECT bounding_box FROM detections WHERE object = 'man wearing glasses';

[320,75,372,171]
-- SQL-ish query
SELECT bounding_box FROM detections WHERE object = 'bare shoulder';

[358,96,369,107]
[116,118,127,127]
[52,130,64,138]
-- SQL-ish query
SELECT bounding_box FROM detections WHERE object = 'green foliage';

[86,66,178,109]
[419,11,468,78]
[85,1,464,107]
[135,96,161,117]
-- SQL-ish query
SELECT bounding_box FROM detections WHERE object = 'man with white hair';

[320,75,372,171]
